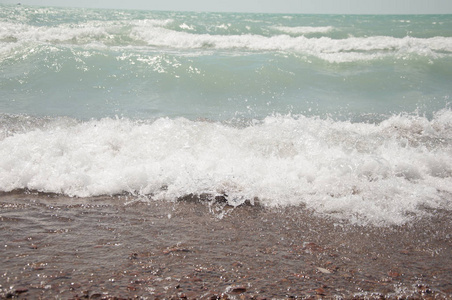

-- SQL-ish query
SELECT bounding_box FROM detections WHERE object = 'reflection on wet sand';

[1,193,451,299]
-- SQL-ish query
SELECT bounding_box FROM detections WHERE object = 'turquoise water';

[1,5,452,225]
[1,6,451,120]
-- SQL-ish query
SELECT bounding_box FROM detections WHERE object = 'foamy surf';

[2,12,452,63]
[1,5,452,226]
[1,111,451,225]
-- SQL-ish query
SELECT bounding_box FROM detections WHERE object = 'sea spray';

[1,111,451,225]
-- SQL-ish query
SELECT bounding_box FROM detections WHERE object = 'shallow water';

[1,5,452,227]
[1,193,451,299]
[1,7,452,298]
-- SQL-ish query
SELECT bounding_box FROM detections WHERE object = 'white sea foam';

[179,23,194,30]
[272,25,334,35]
[2,19,452,63]
[0,21,110,44]
[131,25,452,61]
[1,111,451,225]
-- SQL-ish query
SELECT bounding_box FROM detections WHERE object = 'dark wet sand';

[1,192,451,299]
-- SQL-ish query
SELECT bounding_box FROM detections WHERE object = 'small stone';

[70,282,81,290]
[417,284,433,294]
[182,291,198,298]
[316,267,331,274]
[303,242,324,252]
[315,287,326,295]
[31,262,46,270]
[15,288,29,294]
[293,273,310,279]
[163,247,191,254]
[388,271,400,278]
[230,286,247,294]
[134,278,146,284]
[190,276,202,282]
[89,292,102,299]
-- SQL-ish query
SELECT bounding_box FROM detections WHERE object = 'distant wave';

[2,20,452,63]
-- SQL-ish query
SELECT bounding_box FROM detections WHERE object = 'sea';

[1,4,452,226]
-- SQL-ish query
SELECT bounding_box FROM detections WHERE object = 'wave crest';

[1,111,451,225]
[2,19,452,63]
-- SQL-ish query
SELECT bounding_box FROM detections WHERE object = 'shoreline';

[1,193,451,299]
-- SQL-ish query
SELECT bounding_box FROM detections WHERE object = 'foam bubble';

[1,111,451,225]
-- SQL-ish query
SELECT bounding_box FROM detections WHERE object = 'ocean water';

[1,5,452,225]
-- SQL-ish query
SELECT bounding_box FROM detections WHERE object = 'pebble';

[388,271,401,278]
[89,292,102,298]
[316,267,331,274]
[15,288,29,294]
[230,286,247,294]
[163,247,191,254]
[315,287,326,296]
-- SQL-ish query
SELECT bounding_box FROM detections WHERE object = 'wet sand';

[1,192,451,299]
